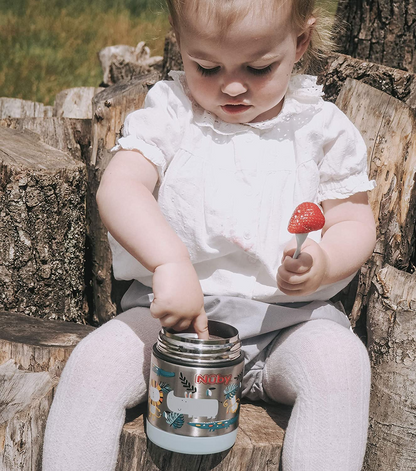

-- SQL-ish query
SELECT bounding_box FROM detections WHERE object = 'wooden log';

[363,265,416,470]
[0,117,91,163]
[161,30,183,80]
[117,401,290,471]
[332,79,416,328]
[88,72,160,324]
[316,53,416,110]
[0,97,53,119]
[0,311,94,376]
[99,42,163,87]
[0,312,94,470]
[53,87,103,119]
[0,127,87,322]
[0,360,55,471]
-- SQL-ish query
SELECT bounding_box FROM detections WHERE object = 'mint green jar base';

[146,420,238,455]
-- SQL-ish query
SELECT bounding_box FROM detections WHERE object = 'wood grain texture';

[0,360,55,471]
[0,97,53,119]
[88,73,160,324]
[117,401,289,471]
[0,117,91,163]
[334,79,416,326]
[0,311,94,376]
[363,265,416,470]
[53,87,103,119]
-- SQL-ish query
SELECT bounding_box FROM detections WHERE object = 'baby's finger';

[282,253,313,273]
[193,311,209,340]
[277,264,308,284]
[277,277,308,292]
[171,318,192,333]
[150,300,166,319]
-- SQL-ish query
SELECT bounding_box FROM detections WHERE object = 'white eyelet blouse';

[109,71,375,304]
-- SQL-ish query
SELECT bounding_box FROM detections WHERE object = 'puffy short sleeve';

[317,102,376,202]
[112,80,189,182]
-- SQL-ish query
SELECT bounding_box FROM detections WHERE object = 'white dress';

[110,71,375,304]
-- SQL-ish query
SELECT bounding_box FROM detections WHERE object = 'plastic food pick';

[288,202,325,259]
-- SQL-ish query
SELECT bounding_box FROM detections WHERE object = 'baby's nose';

[221,80,248,97]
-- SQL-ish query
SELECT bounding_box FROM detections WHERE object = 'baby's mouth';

[221,104,252,114]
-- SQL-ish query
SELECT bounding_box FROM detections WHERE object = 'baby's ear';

[295,17,316,62]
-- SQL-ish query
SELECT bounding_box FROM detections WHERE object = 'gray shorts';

[121,281,351,401]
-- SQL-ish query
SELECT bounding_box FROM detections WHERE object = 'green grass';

[0,0,338,106]
[0,0,170,105]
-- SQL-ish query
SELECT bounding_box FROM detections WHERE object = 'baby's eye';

[247,65,273,76]
[197,64,220,77]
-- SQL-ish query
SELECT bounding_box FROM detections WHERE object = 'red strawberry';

[288,202,325,234]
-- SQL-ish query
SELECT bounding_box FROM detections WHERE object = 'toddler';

[43,0,376,470]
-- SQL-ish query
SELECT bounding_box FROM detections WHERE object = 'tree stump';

[99,42,163,87]
[53,87,104,119]
[117,401,290,471]
[0,127,87,321]
[0,312,94,470]
[0,117,91,163]
[88,72,160,324]
[316,53,416,110]
[331,79,416,329]
[363,266,416,470]
[0,97,53,119]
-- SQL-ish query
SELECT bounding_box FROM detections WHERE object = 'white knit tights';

[43,312,370,471]
[263,319,371,471]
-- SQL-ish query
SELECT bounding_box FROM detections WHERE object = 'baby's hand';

[277,239,328,296]
[150,260,209,339]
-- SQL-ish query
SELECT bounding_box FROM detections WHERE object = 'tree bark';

[0,127,87,321]
[334,0,416,73]
[161,30,183,80]
[363,265,416,470]
[88,72,160,324]
[316,53,416,111]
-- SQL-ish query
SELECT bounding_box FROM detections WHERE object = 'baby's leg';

[42,307,160,471]
[263,319,371,471]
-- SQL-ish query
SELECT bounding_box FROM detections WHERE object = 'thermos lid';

[156,320,242,365]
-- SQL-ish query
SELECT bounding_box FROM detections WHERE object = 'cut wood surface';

[53,87,104,119]
[0,313,94,471]
[0,97,53,119]
[363,265,416,470]
[0,117,91,163]
[0,311,94,376]
[117,401,290,471]
[88,72,160,324]
[334,79,416,326]
[0,127,87,322]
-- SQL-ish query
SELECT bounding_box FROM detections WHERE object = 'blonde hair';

[166,0,334,72]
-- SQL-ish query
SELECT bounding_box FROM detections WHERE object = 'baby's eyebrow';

[188,51,280,63]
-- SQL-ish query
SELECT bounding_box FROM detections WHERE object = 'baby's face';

[176,4,311,124]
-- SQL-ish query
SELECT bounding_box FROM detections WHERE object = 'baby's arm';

[96,150,209,338]
[277,192,376,296]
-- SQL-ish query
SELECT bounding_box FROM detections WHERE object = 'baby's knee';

[299,320,371,397]
[62,319,145,383]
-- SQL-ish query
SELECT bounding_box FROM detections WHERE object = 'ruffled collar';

[169,70,324,135]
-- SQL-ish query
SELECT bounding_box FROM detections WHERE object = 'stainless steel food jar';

[146,320,244,454]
